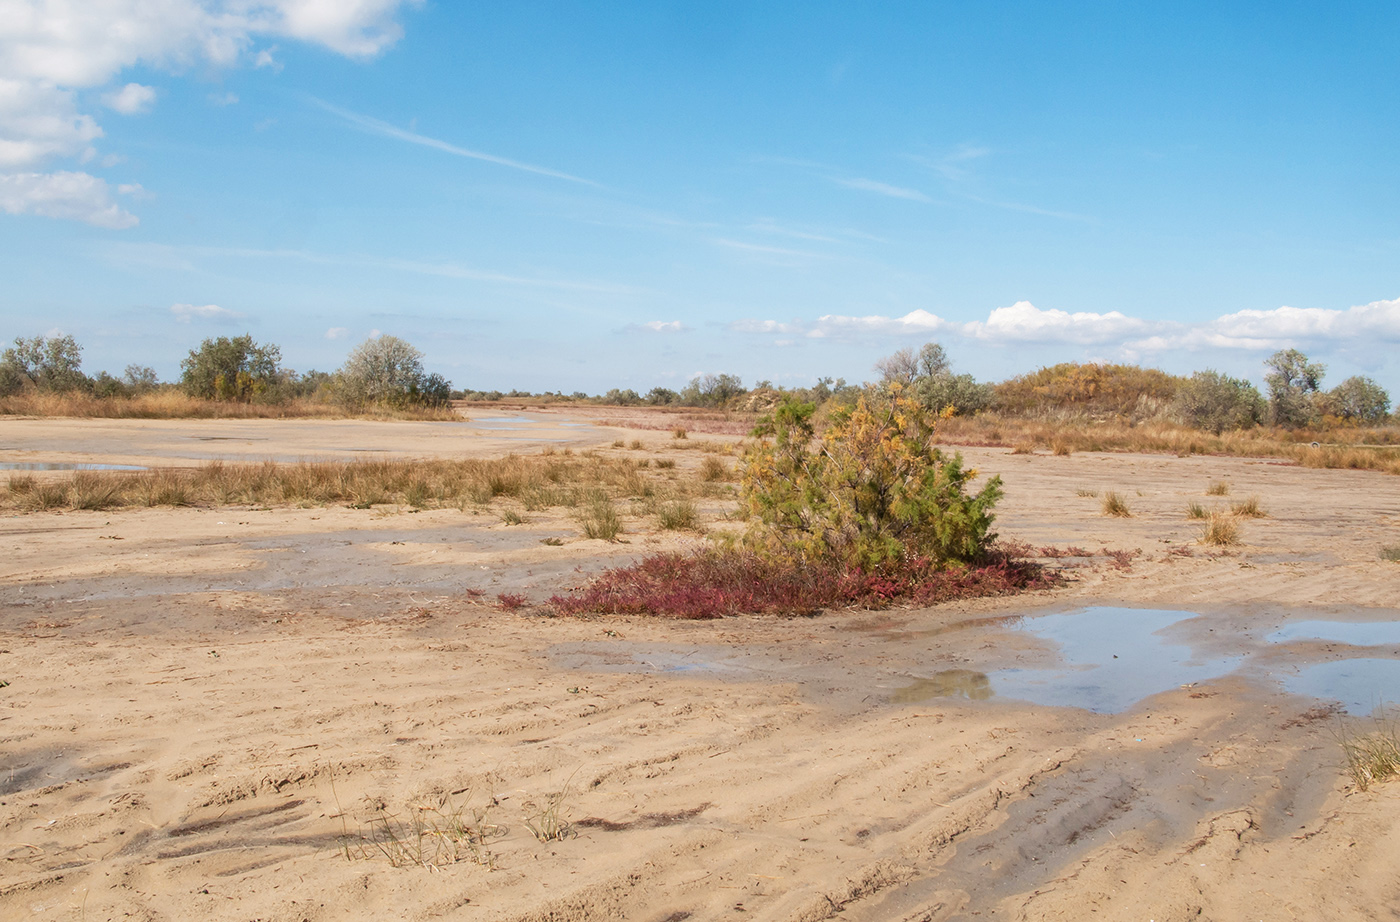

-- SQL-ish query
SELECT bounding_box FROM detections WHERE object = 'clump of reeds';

[341,793,503,869]
[1230,495,1267,517]
[1199,511,1240,546]
[656,499,698,531]
[1338,717,1400,791]
[578,495,622,541]
[1101,491,1131,517]
[699,456,728,482]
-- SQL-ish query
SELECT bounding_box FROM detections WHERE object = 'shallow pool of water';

[1283,659,1400,716]
[895,608,1244,714]
[893,607,1400,715]
[1268,620,1400,647]
[0,462,147,471]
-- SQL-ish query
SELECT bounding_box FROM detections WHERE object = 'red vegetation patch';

[549,546,1055,619]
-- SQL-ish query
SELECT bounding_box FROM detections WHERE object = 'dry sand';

[3,410,1399,921]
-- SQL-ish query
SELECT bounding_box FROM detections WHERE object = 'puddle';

[892,608,1244,714]
[891,669,992,703]
[0,462,147,471]
[473,416,542,425]
[1283,660,1400,716]
[1268,620,1400,647]
[892,607,1398,715]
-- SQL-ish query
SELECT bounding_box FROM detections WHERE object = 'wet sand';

[2,411,1399,921]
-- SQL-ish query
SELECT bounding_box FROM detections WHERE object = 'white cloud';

[325,326,349,339]
[0,170,138,227]
[830,176,932,203]
[104,83,157,114]
[209,91,239,107]
[964,301,1153,344]
[171,303,245,323]
[731,297,1400,368]
[634,320,687,333]
[0,1,418,223]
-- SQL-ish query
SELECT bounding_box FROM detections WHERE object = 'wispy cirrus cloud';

[830,176,932,203]
[309,97,601,187]
[100,242,645,296]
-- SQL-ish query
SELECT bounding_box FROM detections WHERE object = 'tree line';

[0,333,451,410]
[1,332,1391,428]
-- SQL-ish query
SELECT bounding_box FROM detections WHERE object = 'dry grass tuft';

[656,499,699,531]
[1010,443,1036,455]
[1186,501,1209,520]
[1199,511,1240,546]
[1381,545,1400,563]
[1052,441,1073,456]
[699,456,729,482]
[1339,718,1400,791]
[578,495,623,541]
[671,426,688,440]
[1206,480,1231,496]
[1230,495,1267,517]
[1101,491,1131,517]
[341,793,503,869]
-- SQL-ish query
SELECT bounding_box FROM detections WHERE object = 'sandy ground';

[3,410,1399,921]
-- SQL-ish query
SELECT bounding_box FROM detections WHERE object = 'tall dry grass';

[0,391,461,420]
[937,413,1400,476]
[1,454,688,513]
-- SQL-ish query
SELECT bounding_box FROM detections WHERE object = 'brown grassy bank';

[937,414,1400,475]
[0,391,462,420]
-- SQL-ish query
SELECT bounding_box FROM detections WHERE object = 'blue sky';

[1,1,1397,395]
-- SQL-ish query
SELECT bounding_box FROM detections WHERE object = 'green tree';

[680,372,745,408]
[741,389,1002,569]
[876,342,992,416]
[0,334,90,394]
[1326,375,1391,423]
[180,335,282,401]
[1172,370,1265,433]
[335,334,450,409]
[1264,349,1325,427]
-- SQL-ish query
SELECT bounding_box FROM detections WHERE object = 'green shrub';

[741,390,1001,568]
[1173,370,1264,433]
[180,334,282,402]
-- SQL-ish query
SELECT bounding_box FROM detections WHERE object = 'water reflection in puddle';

[1268,621,1400,647]
[893,607,1400,715]
[891,669,992,703]
[1284,660,1400,716]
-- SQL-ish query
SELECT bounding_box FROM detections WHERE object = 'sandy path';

[2,416,1399,921]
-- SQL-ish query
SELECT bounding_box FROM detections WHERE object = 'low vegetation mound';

[554,390,1051,617]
